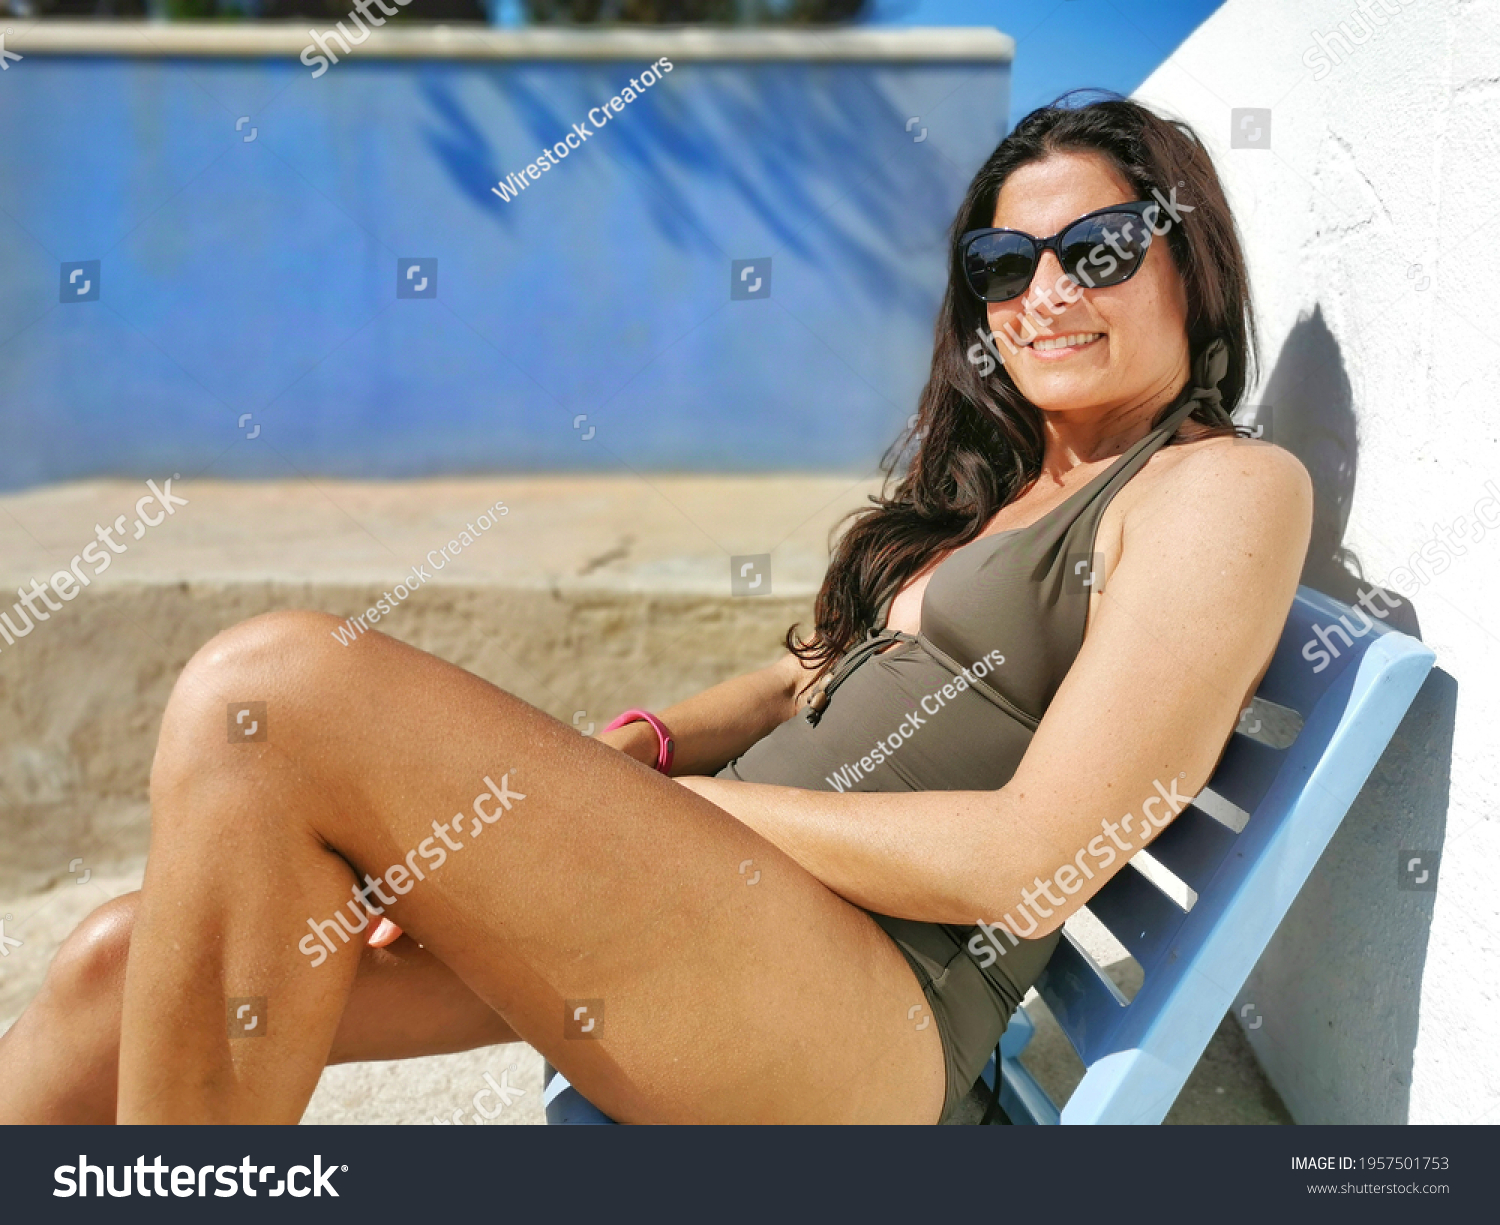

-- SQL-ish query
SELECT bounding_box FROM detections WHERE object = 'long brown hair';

[785,93,1257,688]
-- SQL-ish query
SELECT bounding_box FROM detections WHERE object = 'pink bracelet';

[601,708,675,775]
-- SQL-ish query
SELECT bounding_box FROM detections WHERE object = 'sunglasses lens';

[1059,211,1152,289]
[962,232,1037,302]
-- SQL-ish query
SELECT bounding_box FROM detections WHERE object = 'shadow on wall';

[419,64,954,317]
[1243,304,1457,1122]
[1261,304,1418,636]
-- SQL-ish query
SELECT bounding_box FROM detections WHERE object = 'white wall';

[1134,0,1500,1125]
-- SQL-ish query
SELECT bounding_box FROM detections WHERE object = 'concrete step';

[0,474,871,896]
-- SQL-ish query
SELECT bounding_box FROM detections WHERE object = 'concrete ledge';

[6,22,1014,62]
[0,476,874,896]
[0,580,814,900]
[0,475,873,591]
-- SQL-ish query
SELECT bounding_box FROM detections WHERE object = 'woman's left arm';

[678,443,1314,933]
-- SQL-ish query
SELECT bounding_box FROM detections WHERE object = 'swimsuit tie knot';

[1183,334,1232,421]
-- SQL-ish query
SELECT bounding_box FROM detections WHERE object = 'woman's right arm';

[597,651,820,777]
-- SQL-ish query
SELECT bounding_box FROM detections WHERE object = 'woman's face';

[984,150,1191,420]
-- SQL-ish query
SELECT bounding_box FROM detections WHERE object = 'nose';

[1022,248,1073,315]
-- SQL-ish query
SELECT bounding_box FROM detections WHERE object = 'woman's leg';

[118,610,945,1124]
[0,891,517,1124]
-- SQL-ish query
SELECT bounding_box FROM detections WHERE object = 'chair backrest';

[1022,585,1435,1124]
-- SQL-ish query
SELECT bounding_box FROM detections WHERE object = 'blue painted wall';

[0,52,1009,489]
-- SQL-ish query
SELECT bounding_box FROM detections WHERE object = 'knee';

[154,610,350,773]
[43,893,138,1015]
[174,609,347,706]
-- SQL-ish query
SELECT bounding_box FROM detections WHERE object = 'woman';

[0,96,1311,1125]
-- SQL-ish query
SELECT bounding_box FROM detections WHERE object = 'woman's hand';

[596,720,663,768]
[668,773,1011,923]
[595,653,813,778]
[367,916,403,947]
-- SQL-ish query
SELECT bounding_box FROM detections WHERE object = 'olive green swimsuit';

[715,341,1232,1123]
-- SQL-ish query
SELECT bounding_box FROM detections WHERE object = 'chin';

[1012,372,1109,415]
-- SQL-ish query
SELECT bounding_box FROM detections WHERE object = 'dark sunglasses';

[959,201,1159,303]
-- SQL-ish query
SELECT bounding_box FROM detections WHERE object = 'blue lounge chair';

[545,586,1436,1125]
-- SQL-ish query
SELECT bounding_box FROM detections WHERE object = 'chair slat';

[1236,696,1303,749]
[1143,803,1239,894]
[1036,933,1129,1065]
[1084,861,1189,971]
[1203,734,1284,815]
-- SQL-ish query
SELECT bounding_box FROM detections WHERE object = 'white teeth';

[1031,332,1103,352]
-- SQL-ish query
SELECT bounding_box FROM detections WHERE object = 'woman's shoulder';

[1117,431,1313,539]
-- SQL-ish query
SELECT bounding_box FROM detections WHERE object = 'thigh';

[331,936,520,1065]
[181,612,947,1124]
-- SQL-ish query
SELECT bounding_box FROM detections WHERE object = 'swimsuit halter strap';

[871,335,1233,628]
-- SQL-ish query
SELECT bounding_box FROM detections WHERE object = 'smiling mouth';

[1028,332,1105,354]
